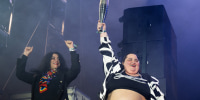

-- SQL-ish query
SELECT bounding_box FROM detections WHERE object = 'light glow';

[8,12,13,35]
[61,21,65,36]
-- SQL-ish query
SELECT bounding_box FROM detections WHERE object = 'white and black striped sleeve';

[99,37,122,75]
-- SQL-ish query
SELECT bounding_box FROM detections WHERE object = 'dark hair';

[122,53,139,63]
[37,52,67,73]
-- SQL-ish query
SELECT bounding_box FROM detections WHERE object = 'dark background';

[0,0,200,100]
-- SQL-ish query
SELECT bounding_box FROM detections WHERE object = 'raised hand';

[65,40,74,49]
[23,46,33,56]
[97,20,108,37]
[97,20,106,32]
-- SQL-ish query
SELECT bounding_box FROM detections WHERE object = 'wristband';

[97,30,106,34]
[69,48,76,51]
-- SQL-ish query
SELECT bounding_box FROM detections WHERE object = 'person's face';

[122,54,140,76]
[50,53,60,69]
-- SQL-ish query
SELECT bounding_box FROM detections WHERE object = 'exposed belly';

[107,89,146,100]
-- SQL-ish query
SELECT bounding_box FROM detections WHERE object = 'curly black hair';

[37,52,68,74]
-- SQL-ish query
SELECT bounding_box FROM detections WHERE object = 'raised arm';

[16,47,35,84]
[64,40,80,81]
[97,21,123,75]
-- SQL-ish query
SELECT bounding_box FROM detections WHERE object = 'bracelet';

[69,48,76,51]
[97,30,106,34]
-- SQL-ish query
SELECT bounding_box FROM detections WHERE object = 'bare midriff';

[107,89,146,100]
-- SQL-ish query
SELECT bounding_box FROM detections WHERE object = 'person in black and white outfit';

[97,20,165,100]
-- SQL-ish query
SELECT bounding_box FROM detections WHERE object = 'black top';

[106,72,151,99]
[32,70,66,100]
[16,51,80,100]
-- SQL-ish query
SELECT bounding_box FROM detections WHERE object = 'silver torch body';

[99,0,109,23]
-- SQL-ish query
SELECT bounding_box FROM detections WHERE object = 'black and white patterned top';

[99,36,165,100]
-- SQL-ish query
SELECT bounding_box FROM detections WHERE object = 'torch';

[98,0,109,32]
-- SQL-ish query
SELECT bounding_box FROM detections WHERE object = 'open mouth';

[53,62,59,65]
[131,64,136,67]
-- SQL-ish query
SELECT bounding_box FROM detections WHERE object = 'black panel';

[120,5,168,43]
[119,5,178,100]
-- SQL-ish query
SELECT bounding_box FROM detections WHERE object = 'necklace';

[114,72,146,84]
[120,69,142,78]
[130,73,142,78]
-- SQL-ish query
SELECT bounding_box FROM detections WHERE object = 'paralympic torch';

[98,0,109,32]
